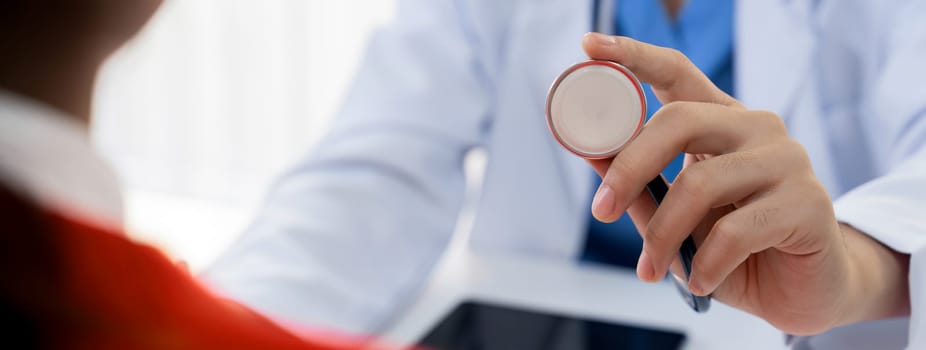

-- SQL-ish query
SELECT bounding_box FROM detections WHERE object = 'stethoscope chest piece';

[546,60,647,159]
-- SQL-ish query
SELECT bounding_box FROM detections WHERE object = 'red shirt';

[0,184,375,349]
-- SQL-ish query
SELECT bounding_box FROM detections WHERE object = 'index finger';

[582,32,741,108]
[591,101,753,223]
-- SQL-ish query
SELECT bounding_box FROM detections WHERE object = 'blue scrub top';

[582,0,736,267]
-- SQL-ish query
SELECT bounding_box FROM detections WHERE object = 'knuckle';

[750,207,778,232]
[610,152,639,180]
[751,110,788,134]
[644,220,671,248]
[654,101,695,124]
[716,151,752,176]
[804,186,834,214]
[781,140,813,170]
[666,48,690,68]
[673,165,710,199]
[712,217,742,244]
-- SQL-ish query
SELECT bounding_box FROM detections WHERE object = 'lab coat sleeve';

[201,0,505,334]
[831,0,926,346]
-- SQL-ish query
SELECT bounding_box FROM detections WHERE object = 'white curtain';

[93,0,396,207]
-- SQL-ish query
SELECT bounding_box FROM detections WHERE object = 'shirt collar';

[0,89,123,228]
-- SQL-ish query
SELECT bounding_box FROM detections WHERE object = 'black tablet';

[418,300,686,350]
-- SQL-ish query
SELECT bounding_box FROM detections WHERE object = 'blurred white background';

[92,0,397,271]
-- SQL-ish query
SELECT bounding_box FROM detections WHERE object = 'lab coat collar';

[0,89,123,228]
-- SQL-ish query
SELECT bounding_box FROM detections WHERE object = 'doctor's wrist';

[839,223,911,328]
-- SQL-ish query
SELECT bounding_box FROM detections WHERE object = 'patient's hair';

[0,1,86,63]
[0,1,43,47]
[0,0,161,62]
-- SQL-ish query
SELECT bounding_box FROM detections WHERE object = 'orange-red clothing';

[0,184,369,349]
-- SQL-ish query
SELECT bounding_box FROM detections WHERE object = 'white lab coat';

[204,0,926,348]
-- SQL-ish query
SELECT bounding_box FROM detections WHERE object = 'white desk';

[377,251,789,350]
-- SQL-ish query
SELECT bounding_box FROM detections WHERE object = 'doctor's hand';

[581,33,910,335]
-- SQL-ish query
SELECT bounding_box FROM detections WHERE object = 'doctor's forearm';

[839,224,911,327]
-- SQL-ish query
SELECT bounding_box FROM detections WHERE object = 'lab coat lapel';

[521,0,597,209]
[735,0,816,118]
[469,0,593,257]
[737,1,845,194]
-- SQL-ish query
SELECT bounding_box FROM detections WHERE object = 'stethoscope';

[544,0,712,313]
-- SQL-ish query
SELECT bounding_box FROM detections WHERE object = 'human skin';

[582,32,910,336]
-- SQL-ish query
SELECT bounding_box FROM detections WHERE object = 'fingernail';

[585,32,615,46]
[592,184,616,221]
[688,277,705,296]
[636,250,656,282]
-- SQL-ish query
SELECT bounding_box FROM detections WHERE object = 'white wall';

[92,0,397,270]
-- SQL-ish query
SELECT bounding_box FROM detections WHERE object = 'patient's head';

[0,0,162,57]
[0,0,162,121]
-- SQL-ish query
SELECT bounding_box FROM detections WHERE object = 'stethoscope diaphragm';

[546,60,646,159]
